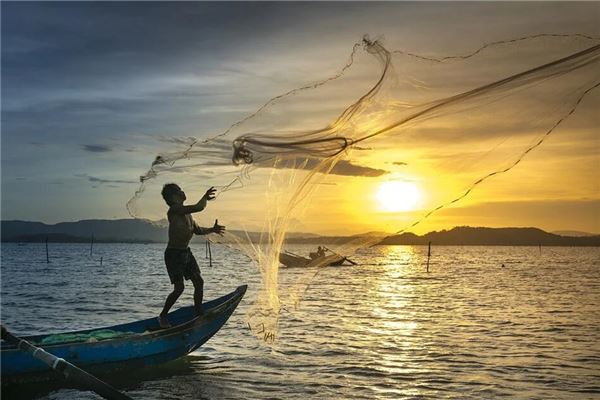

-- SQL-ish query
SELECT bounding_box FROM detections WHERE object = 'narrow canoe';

[1,285,247,386]
[279,252,311,268]
[279,252,345,268]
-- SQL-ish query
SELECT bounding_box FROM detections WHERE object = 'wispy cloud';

[331,160,388,177]
[157,136,198,146]
[273,158,388,177]
[82,144,112,153]
[75,174,137,185]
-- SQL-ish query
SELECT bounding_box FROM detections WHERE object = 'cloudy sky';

[2,2,599,234]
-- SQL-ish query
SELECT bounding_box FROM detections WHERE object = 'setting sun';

[376,181,420,212]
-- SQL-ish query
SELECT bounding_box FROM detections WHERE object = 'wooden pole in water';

[90,233,94,257]
[208,240,213,268]
[1,326,134,400]
[426,241,431,273]
[45,236,50,263]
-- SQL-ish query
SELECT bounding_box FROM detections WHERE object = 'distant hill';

[379,226,600,246]
[552,230,596,237]
[2,220,599,246]
[1,219,167,243]
[0,219,342,244]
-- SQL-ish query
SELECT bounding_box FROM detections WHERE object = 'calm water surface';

[1,243,599,399]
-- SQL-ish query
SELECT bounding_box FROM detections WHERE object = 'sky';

[1,2,599,235]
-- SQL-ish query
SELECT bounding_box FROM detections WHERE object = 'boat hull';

[279,252,311,268]
[1,285,247,385]
[279,252,345,268]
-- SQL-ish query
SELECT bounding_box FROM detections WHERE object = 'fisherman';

[317,246,326,257]
[158,184,225,329]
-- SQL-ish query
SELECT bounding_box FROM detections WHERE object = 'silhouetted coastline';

[2,220,598,246]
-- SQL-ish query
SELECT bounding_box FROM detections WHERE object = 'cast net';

[127,34,600,343]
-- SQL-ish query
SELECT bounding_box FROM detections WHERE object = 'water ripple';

[1,243,599,399]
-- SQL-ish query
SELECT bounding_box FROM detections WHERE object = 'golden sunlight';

[376,181,420,212]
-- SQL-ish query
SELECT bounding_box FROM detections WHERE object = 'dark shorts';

[164,248,201,284]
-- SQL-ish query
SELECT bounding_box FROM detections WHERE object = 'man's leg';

[191,274,204,316]
[159,280,184,328]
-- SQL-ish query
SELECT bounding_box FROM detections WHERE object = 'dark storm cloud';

[82,144,112,153]
[1,2,310,94]
[1,2,303,144]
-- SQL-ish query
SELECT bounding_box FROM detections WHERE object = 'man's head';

[162,183,186,206]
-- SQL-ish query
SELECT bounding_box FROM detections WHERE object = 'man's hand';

[204,186,217,201]
[212,219,226,236]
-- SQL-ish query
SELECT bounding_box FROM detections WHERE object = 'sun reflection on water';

[363,245,440,398]
[376,245,422,330]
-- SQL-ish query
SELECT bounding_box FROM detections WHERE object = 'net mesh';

[127,34,600,343]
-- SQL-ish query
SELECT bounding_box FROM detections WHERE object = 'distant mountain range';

[378,226,600,246]
[551,230,596,237]
[1,220,599,246]
[1,219,167,243]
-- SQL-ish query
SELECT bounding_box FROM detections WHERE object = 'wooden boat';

[329,257,346,266]
[279,252,311,268]
[1,285,247,386]
[279,251,345,268]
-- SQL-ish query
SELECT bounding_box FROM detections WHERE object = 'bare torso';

[167,210,195,249]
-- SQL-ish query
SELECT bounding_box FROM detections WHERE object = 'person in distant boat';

[158,183,225,329]
[317,246,326,257]
[309,246,326,260]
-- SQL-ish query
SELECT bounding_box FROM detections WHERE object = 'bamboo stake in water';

[426,241,431,273]
[90,233,94,257]
[46,236,50,263]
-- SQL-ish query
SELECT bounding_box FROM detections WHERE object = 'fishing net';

[127,34,600,343]
[40,330,137,345]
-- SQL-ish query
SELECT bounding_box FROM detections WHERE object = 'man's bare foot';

[158,315,172,329]
[194,308,204,318]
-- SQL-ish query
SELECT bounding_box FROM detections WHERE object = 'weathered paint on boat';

[1,285,247,385]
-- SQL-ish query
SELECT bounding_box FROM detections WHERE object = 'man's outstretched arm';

[170,187,216,215]
[194,219,226,236]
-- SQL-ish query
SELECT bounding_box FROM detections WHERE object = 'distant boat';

[1,285,247,386]
[279,251,346,268]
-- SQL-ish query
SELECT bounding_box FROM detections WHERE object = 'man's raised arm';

[169,187,216,215]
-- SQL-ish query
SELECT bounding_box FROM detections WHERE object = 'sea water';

[1,243,599,399]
